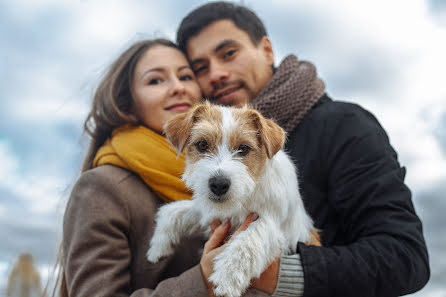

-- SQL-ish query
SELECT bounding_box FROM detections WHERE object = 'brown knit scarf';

[252,55,326,133]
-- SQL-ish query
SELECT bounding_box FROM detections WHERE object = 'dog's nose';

[209,176,231,196]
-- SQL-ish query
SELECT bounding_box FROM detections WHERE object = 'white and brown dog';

[147,102,319,297]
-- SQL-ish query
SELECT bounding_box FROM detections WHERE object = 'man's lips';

[213,85,242,100]
[165,102,191,112]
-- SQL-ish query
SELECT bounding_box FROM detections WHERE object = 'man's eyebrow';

[190,39,238,67]
[190,58,205,68]
[214,39,237,53]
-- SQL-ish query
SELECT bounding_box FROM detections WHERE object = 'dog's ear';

[163,112,191,154]
[163,103,210,154]
[249,110,286,159]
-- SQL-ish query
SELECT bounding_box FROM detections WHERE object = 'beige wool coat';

[63,164,269,297]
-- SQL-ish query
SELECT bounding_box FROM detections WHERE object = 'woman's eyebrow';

[140,67,165,80]
[141,65,191,80]
[178,65,191,71]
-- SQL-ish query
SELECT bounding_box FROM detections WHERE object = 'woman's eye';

[238,144,251,156]
[195,140,209,153]
[180,75,193,81]
[148,78,162,85]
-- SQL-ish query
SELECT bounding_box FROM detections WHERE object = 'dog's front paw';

[146,240,174,263]
[210,272,247,297]
[209,257,249,297]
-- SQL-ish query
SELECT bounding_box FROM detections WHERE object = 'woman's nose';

[169,77,186,96]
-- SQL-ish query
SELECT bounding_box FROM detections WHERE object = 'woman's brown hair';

[81,38,178,172]
[44,38,179,297]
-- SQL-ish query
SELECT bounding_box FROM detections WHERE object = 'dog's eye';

[195,140,209,153]
[238,144,251,156]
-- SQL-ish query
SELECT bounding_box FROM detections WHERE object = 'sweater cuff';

[272,254,304,297]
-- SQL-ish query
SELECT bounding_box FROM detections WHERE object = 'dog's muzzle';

[208,176,231,201]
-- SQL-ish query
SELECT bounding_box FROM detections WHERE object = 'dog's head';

[164,102,285,215]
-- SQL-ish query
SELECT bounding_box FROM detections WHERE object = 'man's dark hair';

[177,1,268,53]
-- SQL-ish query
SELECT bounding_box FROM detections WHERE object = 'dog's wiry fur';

[147,102,318,297]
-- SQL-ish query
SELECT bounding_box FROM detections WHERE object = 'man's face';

[186,20,274,106]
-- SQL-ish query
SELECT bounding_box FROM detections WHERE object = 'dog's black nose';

[209,176,231,196]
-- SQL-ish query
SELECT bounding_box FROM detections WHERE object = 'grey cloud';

[0,3,73,56]
[0,4,75,93]
[413,185,446,290]
[0,122,84,178]
[239,3,402,99]
[427,0,446,26]
[0,2,95,117]
[323,49,401,98]
[0,188,61,266]
[0,219,60,266]
[0,2,92,272]
[0,189,30,214]
[428,0,446,12]
[254,4,326,55]
[434,111,446,157]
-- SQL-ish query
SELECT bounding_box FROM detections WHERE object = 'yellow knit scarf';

[93,125,191,202]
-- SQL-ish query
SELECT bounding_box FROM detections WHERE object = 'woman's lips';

[165,103,191,112]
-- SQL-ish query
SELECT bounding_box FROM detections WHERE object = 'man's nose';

[209,61,229,86]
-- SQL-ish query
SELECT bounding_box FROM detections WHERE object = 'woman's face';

[131,45,202,134]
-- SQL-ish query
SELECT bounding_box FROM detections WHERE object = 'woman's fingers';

[232,213,259,236]
[200,213,260,292]
[204,219,230,252]
[205,212,259,251]
[209,219,221,235]
[201,219,229,296]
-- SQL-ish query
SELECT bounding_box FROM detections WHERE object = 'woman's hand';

[200,218,230,295]
[200,213,259,296]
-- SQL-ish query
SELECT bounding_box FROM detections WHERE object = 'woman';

[60,38,266,297]
[61,38,208,297]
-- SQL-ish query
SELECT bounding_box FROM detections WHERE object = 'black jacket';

[285,95,430,296]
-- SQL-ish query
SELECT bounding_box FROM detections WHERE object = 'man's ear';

[259,36,274,68]
[248,109,285,159]
[163,103,210,154]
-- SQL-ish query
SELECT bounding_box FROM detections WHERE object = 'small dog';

[147,103,319,297]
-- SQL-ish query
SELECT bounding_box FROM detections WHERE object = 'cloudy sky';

[1,0,445,295]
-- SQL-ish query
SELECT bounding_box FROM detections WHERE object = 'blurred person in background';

[6,253,42,297]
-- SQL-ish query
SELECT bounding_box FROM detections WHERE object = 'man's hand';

[250,255,280,294]
[200,213,259,296]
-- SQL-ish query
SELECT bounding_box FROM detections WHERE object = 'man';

[176,2,430,297]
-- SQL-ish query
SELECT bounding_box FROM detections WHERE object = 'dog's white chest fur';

[147,103,316,297]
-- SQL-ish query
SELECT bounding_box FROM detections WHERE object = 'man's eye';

[195,140,209,153]
[148,78,162,85]
[193,66,207,74]
[237,144,251,156]
[223,49,236,59]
